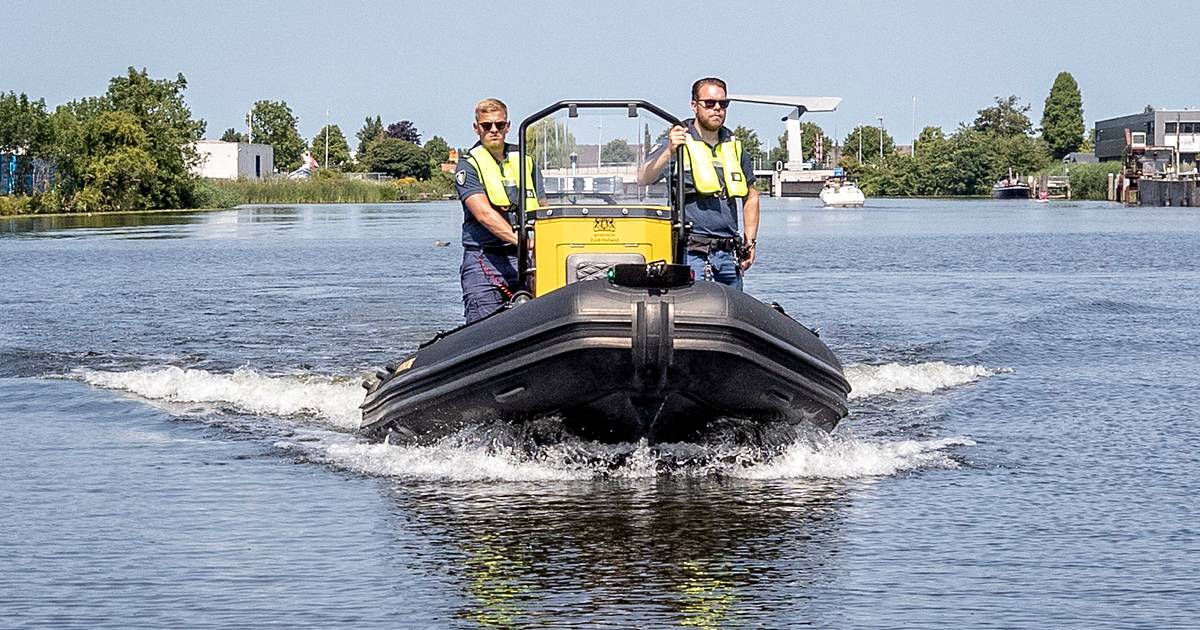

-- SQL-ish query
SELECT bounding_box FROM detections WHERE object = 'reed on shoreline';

[196,175,455,206]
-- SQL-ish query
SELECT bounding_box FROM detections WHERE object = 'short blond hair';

[474,98,508,120]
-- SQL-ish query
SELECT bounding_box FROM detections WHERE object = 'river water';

[1,199,1197,628]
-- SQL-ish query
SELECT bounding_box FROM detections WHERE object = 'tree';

[0,92,49,153]
[912,126,956,195]
[364,137,430,178]
[220,128,247,142]
[249,100,305,171]
[356,115,383,156]
[973,95,1033,137]
[75,111,158,211]
[309,124,350,169]
[385,120,421,144]
[105,68,206,208]
[841,125,894,164]
[600,138,636,164]
[525,119,577,169]
[0,92,52,194]
[1041,71,1085,159]
[423,135,452,167]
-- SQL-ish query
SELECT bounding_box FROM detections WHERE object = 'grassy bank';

[196,173,455,207]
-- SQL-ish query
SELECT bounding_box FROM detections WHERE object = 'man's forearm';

[465,194,518,244]
[742,188,760,241]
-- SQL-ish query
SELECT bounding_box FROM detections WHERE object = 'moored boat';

[992,168,1031,199]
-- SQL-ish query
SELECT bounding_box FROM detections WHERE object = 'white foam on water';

[845,361,1003,399]
[292,433,975,483]
[75,362,988,481]
[732,435,976,480]
[306,440,597,482]
[76,366,363,429]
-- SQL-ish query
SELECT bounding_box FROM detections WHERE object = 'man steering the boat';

[454,98,543,324]
[637,77,759,290]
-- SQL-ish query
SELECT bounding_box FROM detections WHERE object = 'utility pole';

[857,126,862,162]
[876,116,884,160]
[324,109,330,169]
[247,106,253,143]
[912,97,917,154]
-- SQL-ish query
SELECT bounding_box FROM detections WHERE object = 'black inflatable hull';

[360,280,851,444]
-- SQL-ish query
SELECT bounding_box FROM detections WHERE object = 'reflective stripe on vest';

[466,145,540,210]
[683,137,748,198]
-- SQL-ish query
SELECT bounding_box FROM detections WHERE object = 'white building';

[190,140,274,180]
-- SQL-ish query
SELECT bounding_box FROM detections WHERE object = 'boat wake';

[76,366,363,429]
[73,360,996,480]
[845,361,1006,399]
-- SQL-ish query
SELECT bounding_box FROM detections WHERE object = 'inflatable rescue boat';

[361,100,851,444]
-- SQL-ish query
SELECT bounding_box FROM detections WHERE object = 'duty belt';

[686,234,742,253]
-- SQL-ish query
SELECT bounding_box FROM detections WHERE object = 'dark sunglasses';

[696,99,730,110]
[477,121,509,132]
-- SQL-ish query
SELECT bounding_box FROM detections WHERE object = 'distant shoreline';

[1,198,453,220]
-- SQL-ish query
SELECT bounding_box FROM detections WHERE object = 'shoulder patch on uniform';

[455,170,467,186]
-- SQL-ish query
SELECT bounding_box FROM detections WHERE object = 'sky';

[6,0,1196,152]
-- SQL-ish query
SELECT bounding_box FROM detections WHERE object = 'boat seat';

[567,253,646,283]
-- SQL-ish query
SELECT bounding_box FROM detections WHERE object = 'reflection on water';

[385,479,848,627]
[1,210,202,236]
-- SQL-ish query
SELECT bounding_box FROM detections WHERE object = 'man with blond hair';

[638,77,759,290]
[453,98,542,323]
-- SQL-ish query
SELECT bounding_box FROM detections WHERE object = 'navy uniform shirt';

[454,142,543,249]
[645,119,757,238]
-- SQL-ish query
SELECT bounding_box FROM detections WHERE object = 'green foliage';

[356,115,383,156]
[424,135,452,168]
[525,119,577,169]
[973,95,1033,137]
[0,92,50,154]
[0,195,37,215]
[309,124,350,169]
[851,122,1051,197]
[841,125,894,164]
[221,128,247,142]
[1041,72,1085,159]
[364,137,430,179]
[600,138,636,164]
[0,92,53,194]
[105,68,206,208]
[249,100,305,171]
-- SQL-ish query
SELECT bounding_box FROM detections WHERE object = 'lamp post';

[876,116,884,160]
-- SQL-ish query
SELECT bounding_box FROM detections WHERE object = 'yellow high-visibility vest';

[466,145,540,210]
[683,137,748,198]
